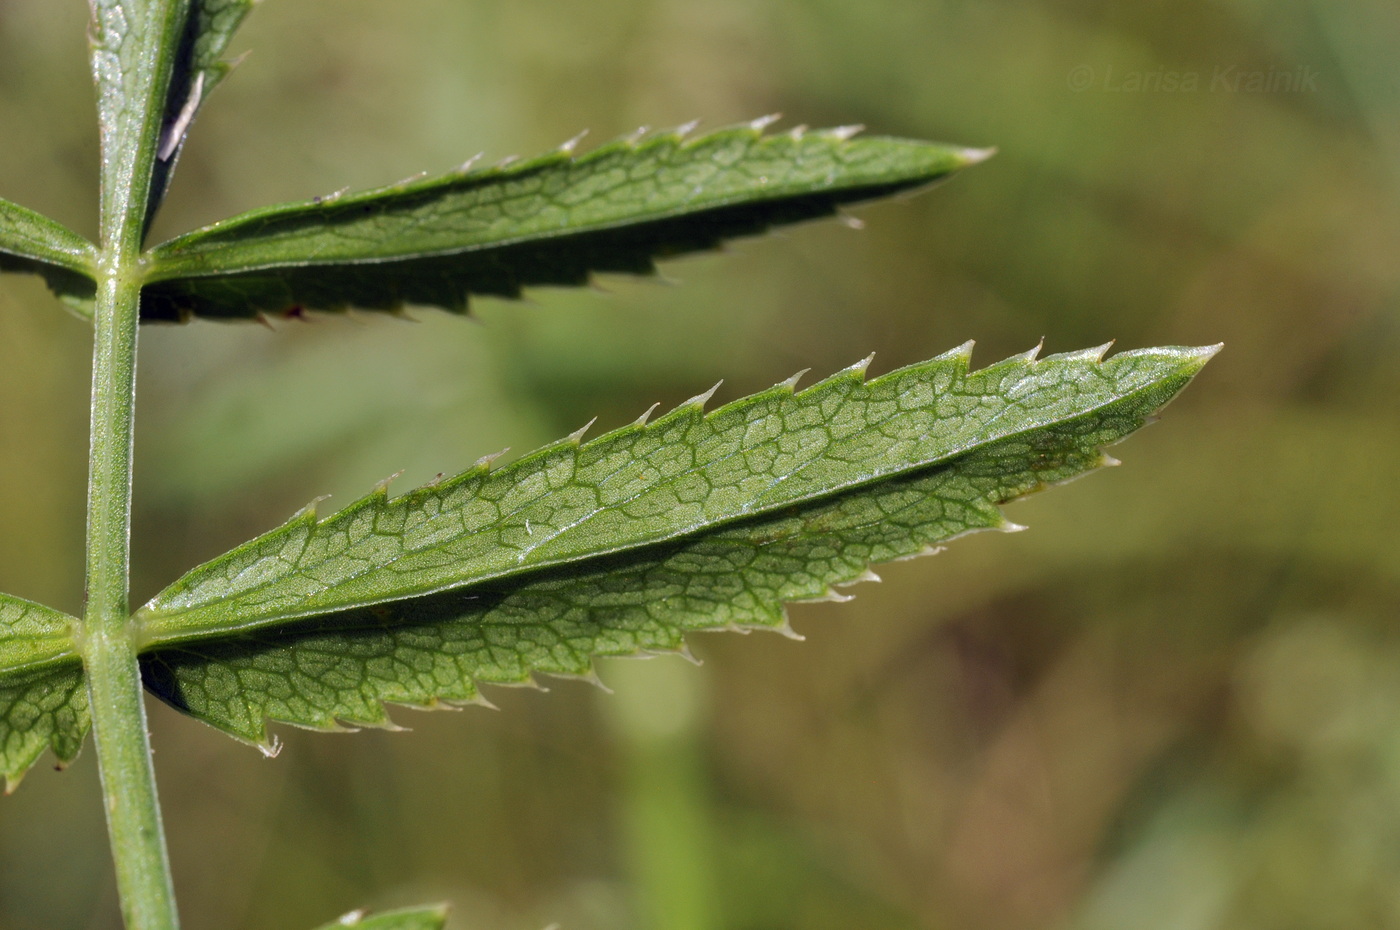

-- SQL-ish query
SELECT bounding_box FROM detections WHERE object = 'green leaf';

[310,905,449,930]
[89,0,191,246]
[145,0,256,230]
[0,594,86,791]
[0,197,98,312]
[139,122,987,320]
[0,594,79,674]
[136,344,1216,745]
[138,343,1213,638]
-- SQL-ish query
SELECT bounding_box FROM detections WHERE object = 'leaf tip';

[568,666,614,694]
[294,495,331,523]
[454,152,485,175]
[1173,342,1223,377]
[777,368,810,392]
[844,353,876,380]
[373,471,403,496]
[824,124,864,141]
[559,129,590,155]
[1190,343,1224,368]
[566,418,597,445]
[748,113,782,132]
[937,341,975,369]
[800,587,855,605]
[471,448,510,473]
[224,48,253,72]
[311,186,349,207]
[895,544,947,562]
[464,691,500,712]
[773,618,807,641]
[955,145,998,167]
[686,381,723,411]
[839,568,883,587]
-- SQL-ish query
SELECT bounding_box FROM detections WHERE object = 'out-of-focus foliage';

[0,0,1395,928]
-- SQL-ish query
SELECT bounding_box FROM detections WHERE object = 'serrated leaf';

[139,123,987,320]
[138,343,1212,639]
[0,197,98,312]
[145,0,256,229]
[309,905,449,930]
[135,344,1216,744]
[0,594,86,791]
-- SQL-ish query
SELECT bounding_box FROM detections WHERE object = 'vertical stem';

[86,629,178,930]
[86,270,141,631]
[82,265,178,930]
[83,0,191,921]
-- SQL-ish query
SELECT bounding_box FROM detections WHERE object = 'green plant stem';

[85,270,141,632]
[85,625,177,930]
[81,0,191,923]
[82,265,179,930]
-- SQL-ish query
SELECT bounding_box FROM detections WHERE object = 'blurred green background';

[2,0,1398,928]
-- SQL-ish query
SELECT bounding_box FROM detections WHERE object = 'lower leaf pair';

[0,341,1215,785]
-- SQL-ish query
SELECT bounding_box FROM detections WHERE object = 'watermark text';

[1067,64,1319,94]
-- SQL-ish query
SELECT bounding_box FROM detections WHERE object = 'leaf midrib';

[140,128,959,280]
[0,639,82,677]
[142,177,931,280]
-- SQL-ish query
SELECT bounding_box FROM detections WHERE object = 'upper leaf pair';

[0,0,252,310]
[13,0,988,320]
[2,118,987,321]
[3,5,988,326]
